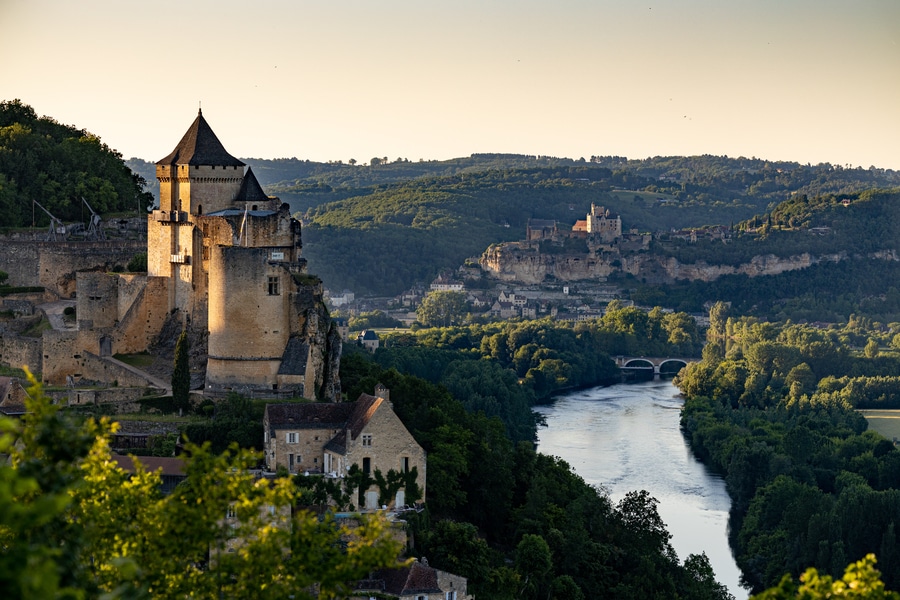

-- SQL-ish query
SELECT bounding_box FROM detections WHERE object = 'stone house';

[263,385,426,510]
[0,376,30,416]
[352,558,472,600]
[357,329,380,351]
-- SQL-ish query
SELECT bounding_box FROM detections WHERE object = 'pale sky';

[2,0,899,169]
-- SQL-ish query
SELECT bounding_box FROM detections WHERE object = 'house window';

[226,506,236,519]
[363,457,371,475]
[289,454,294,468]
[446,592,457,600]
[362,434,372,447]
[287,432,298,444]
[268,276,280,295]
[402,457,410,473]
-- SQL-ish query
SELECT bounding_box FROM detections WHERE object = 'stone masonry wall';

[0,241,144,295]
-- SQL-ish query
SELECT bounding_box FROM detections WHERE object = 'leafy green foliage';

[753,554,899,599]
[416,290,468,327]
[182,393,264,454]
[340,353,735,599]
[0,372,402,598]
[0,100,153,228]
[676,315,900,593]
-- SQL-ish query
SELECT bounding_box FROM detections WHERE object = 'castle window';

[362,434,372,447]
[268,276,280,295]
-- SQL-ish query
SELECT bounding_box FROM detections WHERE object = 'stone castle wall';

[0,334,42,374]
[0,241,144,296]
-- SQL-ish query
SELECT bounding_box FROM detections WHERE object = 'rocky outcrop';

[480,243,892,285]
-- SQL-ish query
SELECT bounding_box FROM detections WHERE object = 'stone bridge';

[614,356,695,379]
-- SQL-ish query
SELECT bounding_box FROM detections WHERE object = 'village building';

[352,558,472,600]
[263,385,426,510]
[0,376,29,417]
[429,275,464,292]
[526,218,558,241]
[357,329,380,351]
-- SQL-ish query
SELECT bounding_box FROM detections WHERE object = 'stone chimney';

[374,383,390,406]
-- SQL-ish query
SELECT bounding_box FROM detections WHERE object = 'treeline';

[340,355,732,599]
[675,307,900,593]
[361,306,702,441]
[632,256,900,323]
[0,100,152,229]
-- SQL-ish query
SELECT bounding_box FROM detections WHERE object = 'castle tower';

[148,109,247,319]
[147,110,340,399]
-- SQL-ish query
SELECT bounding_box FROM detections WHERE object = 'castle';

[148,109,340,398]
[1,110,341,401]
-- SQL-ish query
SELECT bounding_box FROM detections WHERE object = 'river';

[534,380,747,599]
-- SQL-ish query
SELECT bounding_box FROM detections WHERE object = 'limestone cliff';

[480,242,892,285]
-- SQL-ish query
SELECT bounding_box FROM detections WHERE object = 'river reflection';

[534,380,747,599]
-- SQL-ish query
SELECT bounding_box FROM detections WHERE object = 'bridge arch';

[658,359,688,377]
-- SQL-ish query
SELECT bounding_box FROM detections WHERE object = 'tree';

[0,372,403,598]
[172,329,190,411]
[753,554,899,599]
[416,291,468,328]
[865,338,880,359]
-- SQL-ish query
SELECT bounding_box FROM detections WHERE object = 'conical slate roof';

[235,167,270,202]
[157,109,245,167]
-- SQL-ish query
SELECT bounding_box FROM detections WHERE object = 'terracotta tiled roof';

[235,167,270,202]
[156,109,245,167]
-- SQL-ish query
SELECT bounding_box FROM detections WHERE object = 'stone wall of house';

[436,570,472,600]
[345,400,427,506]
[267,424,345,474]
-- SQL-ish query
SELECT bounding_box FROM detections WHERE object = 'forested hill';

[634,188,900,322]
[296,162,898,296]
[0,100,152,229]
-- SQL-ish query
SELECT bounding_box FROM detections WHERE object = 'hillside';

[297,162,898,296]
[0,100,153,229]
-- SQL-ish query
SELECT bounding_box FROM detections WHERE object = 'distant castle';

[526,204,622,244]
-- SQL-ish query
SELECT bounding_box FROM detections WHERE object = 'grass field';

[860,409,900,442]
